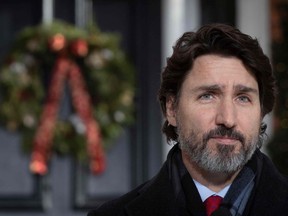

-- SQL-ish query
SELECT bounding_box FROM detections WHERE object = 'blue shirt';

[193,179,231,202]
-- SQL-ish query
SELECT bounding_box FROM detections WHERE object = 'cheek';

[238,110,261,137]
[178,108,215,134]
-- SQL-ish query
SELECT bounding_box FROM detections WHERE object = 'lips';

[203,126,245,145]
[210,136,240,145]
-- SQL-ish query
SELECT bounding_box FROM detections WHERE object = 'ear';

[166,97,177,127]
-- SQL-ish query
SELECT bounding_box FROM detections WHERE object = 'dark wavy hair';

[158,23,277,143]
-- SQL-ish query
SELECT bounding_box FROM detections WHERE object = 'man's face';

[166,54,262,174]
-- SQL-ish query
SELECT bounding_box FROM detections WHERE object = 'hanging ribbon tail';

[30,57,69,175]
[68,60,106,174]
[87,121,106,174]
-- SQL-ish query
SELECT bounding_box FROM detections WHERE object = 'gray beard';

[178,128,260,174]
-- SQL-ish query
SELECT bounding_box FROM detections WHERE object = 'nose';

[215,99,236,129]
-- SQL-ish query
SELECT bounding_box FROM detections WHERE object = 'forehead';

[182,54,259,91]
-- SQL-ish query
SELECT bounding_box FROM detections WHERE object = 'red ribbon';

[30,57,105,175]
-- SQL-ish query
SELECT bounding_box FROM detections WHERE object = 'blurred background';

[0,0,287,215]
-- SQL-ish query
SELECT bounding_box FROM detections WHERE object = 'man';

[87,23,288,216]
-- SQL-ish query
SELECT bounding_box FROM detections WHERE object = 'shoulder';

[87,162,172,216]
[87,182,147,216]
[250,150,288,214]
[256,150,288,185]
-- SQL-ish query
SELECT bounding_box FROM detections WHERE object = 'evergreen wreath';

[0,21,135,174]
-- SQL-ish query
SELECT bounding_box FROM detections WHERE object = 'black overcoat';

[87,149,288,216]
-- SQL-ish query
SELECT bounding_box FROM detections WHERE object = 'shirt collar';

[193,179,231,202]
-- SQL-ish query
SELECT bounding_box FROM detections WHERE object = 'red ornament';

[30,159,47,175]
[70,39,88,57]
[48,33,66,52]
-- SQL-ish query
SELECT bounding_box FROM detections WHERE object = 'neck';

[181,151,240,193]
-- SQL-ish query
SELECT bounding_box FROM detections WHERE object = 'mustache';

[203,126,245,144]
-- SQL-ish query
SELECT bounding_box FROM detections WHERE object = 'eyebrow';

[233,84,259,95]
[192,84,221,92]
[191,84,259,95]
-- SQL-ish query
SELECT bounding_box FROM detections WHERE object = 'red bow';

[30,57,105,175]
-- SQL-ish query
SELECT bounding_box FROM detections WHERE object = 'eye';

[237,95,251,103]
[199,93,214,101]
